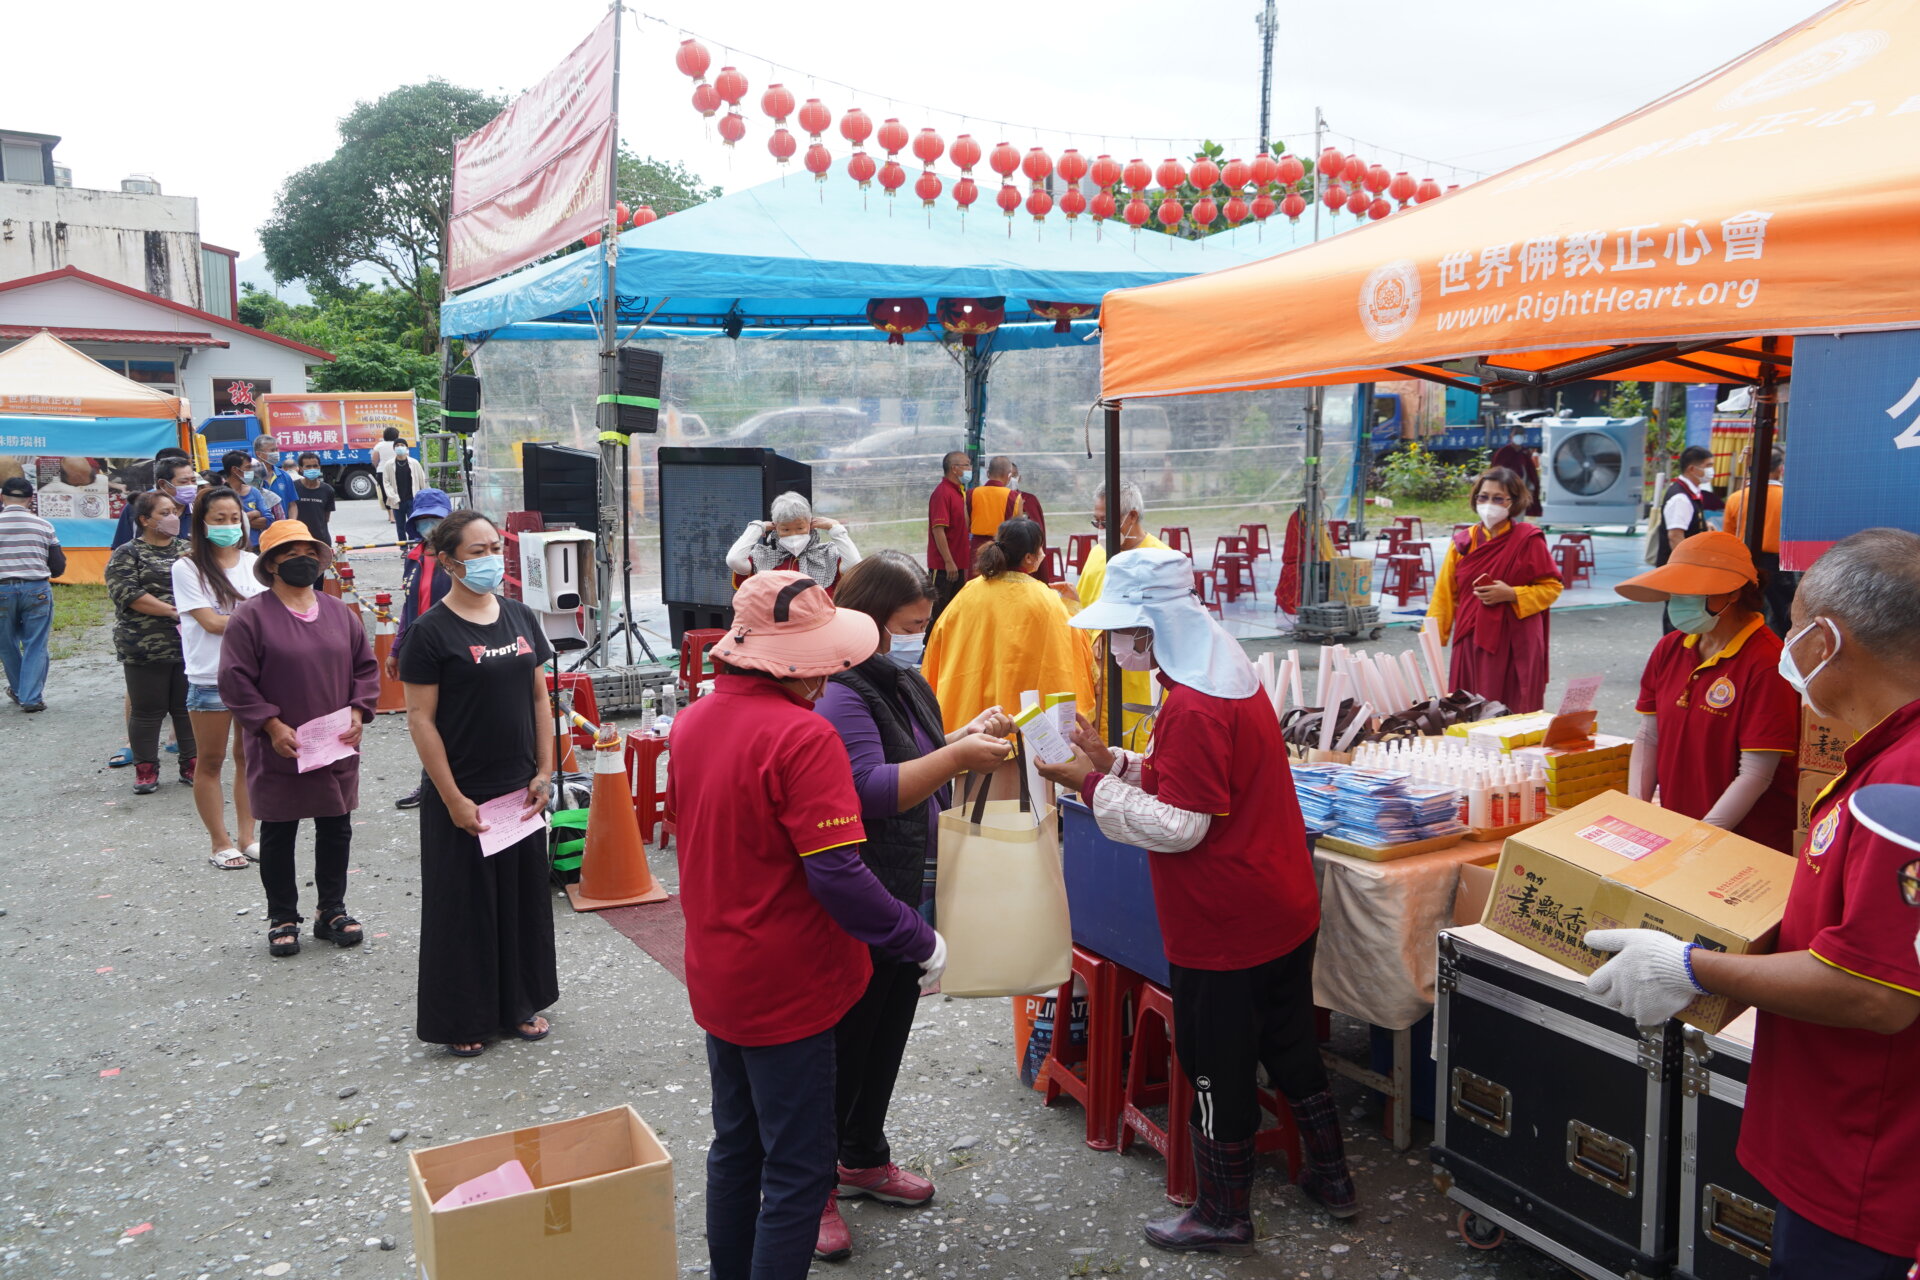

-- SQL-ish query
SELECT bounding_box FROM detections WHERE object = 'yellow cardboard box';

[1480,793,1793,1032]
[408,1106,676,1280]
[1547,776,1630,811]
[1796,768,1840,831]
[1328,556,1373,604]
[1799,707,1855,774]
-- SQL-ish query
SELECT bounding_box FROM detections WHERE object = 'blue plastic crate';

[1061,796,1170,987]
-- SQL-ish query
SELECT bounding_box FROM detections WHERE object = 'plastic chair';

[1120,981,1197,1205]
[1214,554,1256,604]
[623,729,671,847]
[678,628,727,702]
[1554,541,1592,588]
[1041,547,1067,581]
[1213,534,1249,566]
[1384,555,1430,606]
[1239,523,1273,559]
[1555,532,1597,574]
[1041,947,1143,1151]
[1067,533,1097,575]
[1392,515,1426,542]
[1370,526,1409,578]
[1194,570,1222,618]
[1159,527,1193,557]
[1326,519,1353,555]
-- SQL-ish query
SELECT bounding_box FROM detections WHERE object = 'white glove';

[1583,928,1706,1025]
[917,931,948,991]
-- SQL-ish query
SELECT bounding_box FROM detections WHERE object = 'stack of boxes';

[1510,735,1634,813]
[1795,706,1855,850]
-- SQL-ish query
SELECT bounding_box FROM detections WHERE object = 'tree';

[259,80,503,352]
[616,148,723,217]
[238,282,439,411]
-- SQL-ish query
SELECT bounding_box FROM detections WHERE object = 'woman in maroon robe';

[1426,468,1563,712]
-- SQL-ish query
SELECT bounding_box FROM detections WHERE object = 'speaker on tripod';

[657,447,811,646]
[443,375,481,429]
[609,348,663,435]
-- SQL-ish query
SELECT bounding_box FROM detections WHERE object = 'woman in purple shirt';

[811,550,1012,1261]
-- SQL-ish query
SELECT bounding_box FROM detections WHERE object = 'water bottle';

[641,686,657,734]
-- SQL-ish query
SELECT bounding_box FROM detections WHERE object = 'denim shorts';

[186,682,226,713]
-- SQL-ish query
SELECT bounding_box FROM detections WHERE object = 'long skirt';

[416,786,560,1044]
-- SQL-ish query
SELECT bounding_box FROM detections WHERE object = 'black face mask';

[275,556,323,588]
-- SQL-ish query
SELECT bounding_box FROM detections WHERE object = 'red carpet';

[599,896,687,986]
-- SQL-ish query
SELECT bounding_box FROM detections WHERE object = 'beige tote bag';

[934,745,1072,998]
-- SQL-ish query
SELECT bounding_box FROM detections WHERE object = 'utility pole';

[1255,0,1277,152]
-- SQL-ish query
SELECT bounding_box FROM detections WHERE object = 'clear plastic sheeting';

[471,336,1357,573]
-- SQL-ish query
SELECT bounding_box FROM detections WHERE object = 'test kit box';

[408,1105,675,1280]
[1798,707,1854,774]
[1328,557,1373,604]
[1479,793,1793,1032]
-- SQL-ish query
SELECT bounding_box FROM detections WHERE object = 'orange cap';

[1614,530,1757,602]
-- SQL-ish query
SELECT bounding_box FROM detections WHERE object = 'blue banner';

[0,414,179,457]
[1685,385,1718,451]
[46,517,116,549]
[1781,330,1920,570]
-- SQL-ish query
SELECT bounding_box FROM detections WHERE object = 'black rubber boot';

[1290,1090,1359,1219]
[1144,1126,1256,1255]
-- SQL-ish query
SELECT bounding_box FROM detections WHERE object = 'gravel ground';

[1,500,1657,1279]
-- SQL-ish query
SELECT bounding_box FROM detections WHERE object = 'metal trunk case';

[1675,1015,1774,1280]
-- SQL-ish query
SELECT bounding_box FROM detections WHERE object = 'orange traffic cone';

[371,593,406,714]
[337,565,363,623]
[565,733,669,912]
[325,536,349,599]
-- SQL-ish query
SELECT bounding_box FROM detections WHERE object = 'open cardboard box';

[408,1105,675,1279]
[1479,792,1794,1032]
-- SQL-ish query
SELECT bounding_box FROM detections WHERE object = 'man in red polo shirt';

[1035,547,1351,1257]
[927,450,969,624]
[1587,529,1920,1280]
[668,571,944,1279]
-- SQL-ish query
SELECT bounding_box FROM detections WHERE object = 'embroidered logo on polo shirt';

[1807,807,1841,863]
[1704,677,1737,710]
[817,815,858,830]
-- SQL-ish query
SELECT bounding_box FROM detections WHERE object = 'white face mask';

[1111,633,1155,671]
[1476,502,1508,528]
[1778,618,1840,718]
[777,533,812,556]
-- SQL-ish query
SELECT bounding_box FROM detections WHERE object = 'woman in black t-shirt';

[398,511,558,1057]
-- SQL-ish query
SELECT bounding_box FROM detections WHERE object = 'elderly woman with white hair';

[726,490,861,593]
[1034,546,1354,1257]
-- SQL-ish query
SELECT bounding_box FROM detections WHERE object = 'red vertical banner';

[448,12,617,291]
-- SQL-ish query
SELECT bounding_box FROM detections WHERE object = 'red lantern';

[1122,158,1152,194]
[1322,183,1347,214]
[1022,147,1053,182]
[1058,149,1088,185]
[583,227,602,247]
[691,83,721,118]
[1252,193,1277,223]
[798,98,831,139]
[936,297,1005,348]
[912,128,944,167]
[996,183,1021,218]
[1221,158,1251,192]
[1280,192,1306,223]
[1224,195,1249,225]
[915,171,943,208]
[1346,187,1370,216]
[760,83,794,123]
[1368,198,1391,221]
[1448,184,1460,193]
[866,297,927,345]
[1060,187,1087,220]
[1026,188,1053,221]
[1124,196,1151,228]
[847,150,877,188]
[1318,147,1344,177]
[953,177,979,210]
[1027,300,1096,333]
[767,128,795,164]
[1157,197,1184,228]
[631,204,657,228]
[1249,153,1278,189]
[990,142,1021,179]
[718,112,746,147]
[1341,154,1367,185]
[1277,154,1305,187]
[1365,164,1390,196]
[1415,177,1442,204]
[1190,157,1220,192]
[1090,190,1117,222]
[878,159,906,196]
[877,117,909,157]
[1090,154,1122,190]
[804,143,832,182]
[714,66,748,106]
[613,201,629,225]
[951,134,982,173]
[840,107,872,146]
[675,39,711,80]
[1191,196,1218,229]
[1155,157,1187,191]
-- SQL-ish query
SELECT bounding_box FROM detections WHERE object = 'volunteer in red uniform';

[926,450,970,623]
[668,571,945,1280]
[1034,547,1353,1256]
[1617,531,1800,851]
[1586,528,1920,1280]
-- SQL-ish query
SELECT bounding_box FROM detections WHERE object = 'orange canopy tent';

[1100,0,1920,400]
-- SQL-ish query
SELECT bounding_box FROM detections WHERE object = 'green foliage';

[1603,381,1649,419]
[1379,440,1480,502]
[615,148,724,217]
[239,281,440,406]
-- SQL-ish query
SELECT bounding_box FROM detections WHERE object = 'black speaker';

[522,442,599,531]
[443,375,481,428]
[657,446,811,645]
[614,348,663,435]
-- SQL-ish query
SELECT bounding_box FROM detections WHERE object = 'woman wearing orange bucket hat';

[1616,530,1801,852]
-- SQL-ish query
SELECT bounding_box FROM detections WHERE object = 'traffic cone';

[371,593,406,714]
[337,565,363,623]
[325,535,350,599]
[565,733,669,912]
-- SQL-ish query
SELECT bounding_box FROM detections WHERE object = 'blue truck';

[193,390,422,499]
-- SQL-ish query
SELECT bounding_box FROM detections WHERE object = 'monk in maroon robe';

[1428,470,1563,712]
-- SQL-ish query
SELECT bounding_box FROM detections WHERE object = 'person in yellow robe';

[924,516,1097,748]
[1073,482,1167,749]
[967,456,1027,560]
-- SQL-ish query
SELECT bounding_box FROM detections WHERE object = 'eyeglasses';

[1900,858,1919,908]
[1090,517,1106,530]
[1476,494,1513,507]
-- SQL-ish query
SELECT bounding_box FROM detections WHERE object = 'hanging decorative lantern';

[1027,300,1097,333]
[1157,197,1184,228]
[866,298,928,345]
[1252,192,1277,223]
[1447,183,1460,193]
[1221,158,1251,192]
[631,204,657,228]
[583,227,603,247]
[1022,147,1053,183]
[990,142,1021,181]
[847,149,877,188]
[1191,196,1218,230]
[878,159,907,198]
[675,39,711,81]
[1341,154,1367,186]
[715,66,748,107]
[840,107,873,146]
[760,83,794,124]
[691,83,721,118]
[718,111,746,147]
[1276,154,1305,187]
[798,98,832,140]
[1124,196,1151,229]
[1322,183,1347,214]
[914,171,943,208]
[1368,198,1391,221]
[1249,153,1278,190]
[936,297,1006,348]
[1122,158,1152,195]
[953,176,979,212]
[996,183,1021,218]
[913,128,944,168]
[877,117,909,158]
[767,128,796,165]
[1224,195,1249,226]
[1090,190,1117,223]
[1026,187,1053,221]
[1058,149,1088,186]
[1155,157,1188,192]
[1318,147,1344,178]
[1346,187,1370,216]
[614,202,629,225]
[1059,187,1087,220]
[1089,154,1122,191]
[1364,164,1391,197]
[1388,171,1416,207]
[1190,156,1221,193]
[804,143,832,182]
[951,134,982,174]
[1280,192,1306,223]
[1415,177,1442,204]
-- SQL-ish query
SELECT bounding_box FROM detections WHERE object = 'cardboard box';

[1328,556,1373,604]
[1480,793,1794,1032]
[1453,858,1500,927]
[1799,707,1856,773]
[409,1106,675,1280]
[1547,776,1630,811]
[1797,769,1839,831]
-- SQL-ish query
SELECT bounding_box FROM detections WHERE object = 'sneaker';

[814,1195,852,1261]
[836,1162,935,1206]
[133,762,160,795]
[179,756,197,785]
[396,786,423,810]
[21,702,45,713]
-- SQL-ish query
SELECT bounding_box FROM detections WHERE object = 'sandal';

[510,1015,551,1042]
[208,847,249,870]
[108,746,134,768]
[448,1042,487,1058]
[268,922,301,958]
[313,912,364,948]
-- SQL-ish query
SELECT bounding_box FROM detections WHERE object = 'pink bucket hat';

[713,571,879,678]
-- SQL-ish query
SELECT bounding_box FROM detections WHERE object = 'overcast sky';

[12,0,1822,271]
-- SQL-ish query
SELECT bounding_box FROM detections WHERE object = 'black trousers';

[833,949,922,1169]
[1755,551,1800,638]
[123,661,195,766]
[928,567,964,626]
[706,1028,837,1280]
[1769,1202,1910,1280]
[1170,933,1328,1144]
[258,813,351,927]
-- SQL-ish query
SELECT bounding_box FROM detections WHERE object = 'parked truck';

[192,391,420,499]
[1369,389,1542,459]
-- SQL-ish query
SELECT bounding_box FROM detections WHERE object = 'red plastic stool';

[1384,554,1430,606]
[1239,523,1273,559]
[1041,547,1067,581]
[1414,542,1438,590]
[1554,541,1592,587]
[678,628,727,702]
[1194,570,1222,618]
[623,729,671,847]
[1327,519,1354,553]
[1213,534,1249,565]
[1041,947,1143,1151]
[1067,533,1097,574]
[1392,515,1426,542]
[1119,981,1197,1205]
[1555,532,1597,574]
[1214,553,1256,604]
[1159,526,1193,557]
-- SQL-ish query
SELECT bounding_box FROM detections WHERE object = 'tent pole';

[593,0,625,668]
[1312,107,1325,244]
[1301,385,1326,610]
[964,343,988,487]
[1745,338,1779,560]
[1103,400,1123,747]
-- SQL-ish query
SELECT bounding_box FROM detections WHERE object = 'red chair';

[1067,533,1098,574]
[1326,520,1353,555]
[1194,570,1222,618]
[1554,532,1597,575]
[1413,541,1438,591]
[1239,523,1273,559]
[1214,554,1256,604]
[1370,526,1408,578]
[1383,554,1430,606]
[1159,526,1193,557]
[623,729,671,847]
[1554,541,1592,587]
[678,628,727,702]
[1041,947,1143,1151]
[1392,515,1426,542]
[1213,534,1249,566]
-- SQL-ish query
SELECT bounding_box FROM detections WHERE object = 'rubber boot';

[1143,1126,1256,1255]
[1290,1090,1359,1219]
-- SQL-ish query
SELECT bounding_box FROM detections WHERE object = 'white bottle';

[1529,762,1548,822]
[1467,771,1491,829]
[1505,767,1524,827]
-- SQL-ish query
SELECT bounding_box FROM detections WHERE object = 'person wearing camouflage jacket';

[105,491,197,794]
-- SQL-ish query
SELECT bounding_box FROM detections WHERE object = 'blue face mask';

[887,627,926,665]
[457,554,505,595]
[1665,594,1724,635]
[302,468,322,480]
